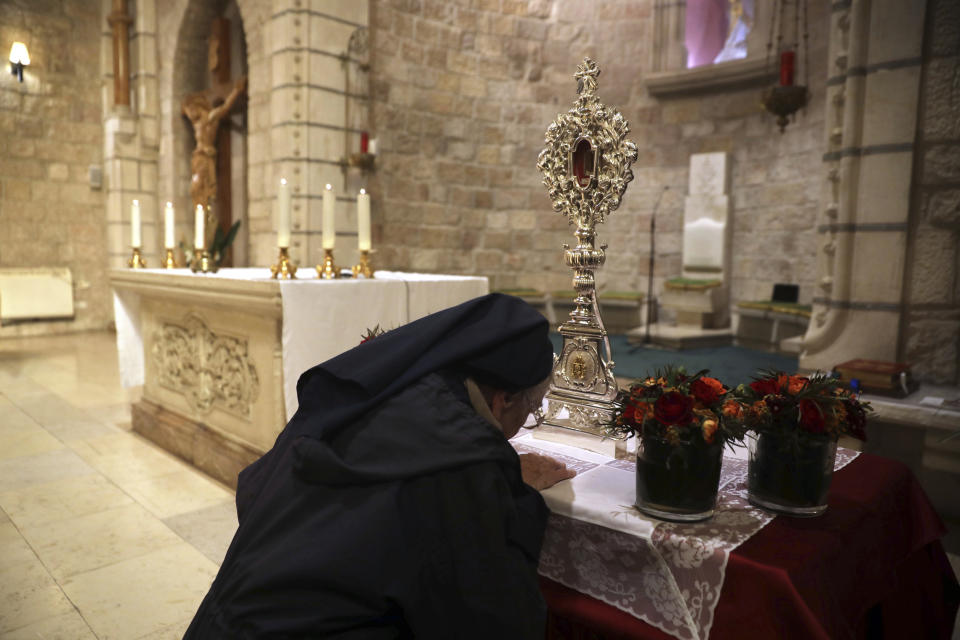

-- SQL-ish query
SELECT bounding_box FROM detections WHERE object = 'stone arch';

[160,0,259,265]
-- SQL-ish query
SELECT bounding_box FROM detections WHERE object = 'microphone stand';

[642,186,668,346]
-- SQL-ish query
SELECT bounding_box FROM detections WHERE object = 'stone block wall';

[368,0,828,305]
[0,0,109,335]
[903,0,960,384]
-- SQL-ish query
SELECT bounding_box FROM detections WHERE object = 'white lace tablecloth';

[112,268,488,419]
[510,432,860,640]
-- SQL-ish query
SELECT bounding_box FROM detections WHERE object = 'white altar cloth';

[112,268,488,420]
[511,432,859,640]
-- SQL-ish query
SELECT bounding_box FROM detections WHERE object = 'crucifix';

[181,17,246,264]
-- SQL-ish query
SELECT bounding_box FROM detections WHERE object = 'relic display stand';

[532,58,638,456]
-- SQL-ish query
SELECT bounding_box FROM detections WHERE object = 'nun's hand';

[519,453,576,490]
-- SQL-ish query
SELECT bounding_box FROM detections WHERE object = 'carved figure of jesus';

[181,75,247,210]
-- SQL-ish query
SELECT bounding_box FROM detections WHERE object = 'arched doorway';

[172,0,248,266]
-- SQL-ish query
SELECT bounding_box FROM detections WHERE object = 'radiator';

[0,267,74,323]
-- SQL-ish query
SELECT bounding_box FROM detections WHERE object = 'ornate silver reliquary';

[536,57,637,441]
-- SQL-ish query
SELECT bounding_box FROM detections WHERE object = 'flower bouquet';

[734,371,871,516]
[610,368,748,522]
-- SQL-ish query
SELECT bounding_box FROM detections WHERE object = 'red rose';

[798,399,826,433]
[750,377,780,397]
[620,404,636,425]
[653,391,695,426]
[690,377,726,405]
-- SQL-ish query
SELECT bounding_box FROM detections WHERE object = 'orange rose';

[634,401,652,422]
[690,376,726,405]
[750,400,770,419]
[721,399,743,418]
[777,373,790,392]
[787,375,809,395]
[702,418,719,444]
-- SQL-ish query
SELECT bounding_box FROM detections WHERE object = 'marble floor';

[0,331,237,639]
[0,330,957,639]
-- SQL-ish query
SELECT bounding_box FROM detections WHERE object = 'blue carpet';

[549,334,799,386]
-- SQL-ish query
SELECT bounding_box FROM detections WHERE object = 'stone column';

[102,0,160,268]
[651,0,688,72]
[799,0,927,370]
[107,0,132,108]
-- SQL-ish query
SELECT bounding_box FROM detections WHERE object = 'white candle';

[368,138,378,155]
[322,184,335,250]
[277,178,291,248]
[130,199,141,248]
[357,189,371,251]
[164,202,175,249]
[194,204,205,250]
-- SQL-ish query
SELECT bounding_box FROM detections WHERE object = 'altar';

[513,433,959,640]
[110,268,487,486]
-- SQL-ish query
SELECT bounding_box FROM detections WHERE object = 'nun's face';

[492,389,545,439]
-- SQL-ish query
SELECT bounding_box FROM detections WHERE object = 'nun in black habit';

[185,293,576,639]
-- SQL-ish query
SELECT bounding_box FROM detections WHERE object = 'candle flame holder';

[316,249,340,279]
[761,85,810,133]
[351,249,375,279]
[128,248,146,269]
[163,248,177,269]
[190,248,217,274]
[270,246,298,279]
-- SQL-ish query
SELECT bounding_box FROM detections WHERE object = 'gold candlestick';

[190,248,217,273]
[163,248,177,269]
[128,247,146,268]
[351,249,375,279]
[316,248,340,279]
[270,246,298,279]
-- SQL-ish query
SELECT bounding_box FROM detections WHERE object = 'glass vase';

[747,432,838,517]
[635,434,724,522]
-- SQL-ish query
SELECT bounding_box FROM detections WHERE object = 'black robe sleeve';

[394,460,548,639]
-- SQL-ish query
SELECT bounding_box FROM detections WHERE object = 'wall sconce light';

[9,42,30,83]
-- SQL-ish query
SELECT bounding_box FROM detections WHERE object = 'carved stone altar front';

[113,270,285,487]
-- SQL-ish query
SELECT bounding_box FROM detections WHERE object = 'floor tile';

[135,617,193,639]
[0,397,43,435]
[41,416,119,443]
[71,432,192,488]
[61,542,217,640]
[2,609,97,640]
[123,470,233,520]
[164,500,239,565]
[0,429,65,461]
[0,522,37,571]
[0,544,74,634]
[19,503,184,582]
[10,393,95,431]
[0,448,95,492]
[0,473,135,529]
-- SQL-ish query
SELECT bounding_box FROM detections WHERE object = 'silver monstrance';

[536,58,637,448]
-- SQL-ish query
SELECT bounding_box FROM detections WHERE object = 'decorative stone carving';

[151,312,259,418]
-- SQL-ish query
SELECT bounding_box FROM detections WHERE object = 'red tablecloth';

[542,453,960,640]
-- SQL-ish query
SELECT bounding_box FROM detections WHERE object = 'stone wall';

[903,0,960,384]
[0,0,109,335]
[368,0,828,305]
